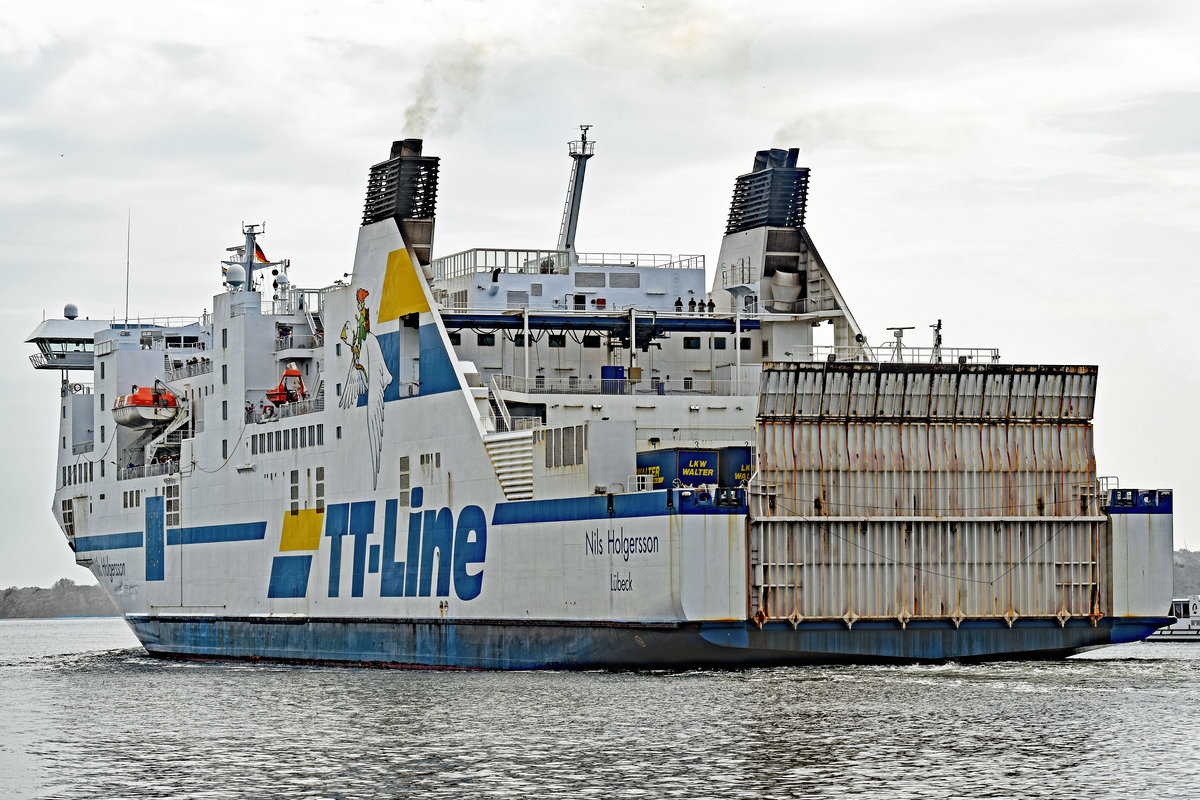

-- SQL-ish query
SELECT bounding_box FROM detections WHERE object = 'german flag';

[254,244,270,264]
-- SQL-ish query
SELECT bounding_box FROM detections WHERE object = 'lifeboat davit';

[266,363,306,406]
[112,386,179,429]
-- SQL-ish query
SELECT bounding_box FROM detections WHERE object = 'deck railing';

[248,391,325,423]
[492,374,760,397]
[275,334,324,351]
[166,360,214,381]
[807,345,1001,364]
[118,460,179,481]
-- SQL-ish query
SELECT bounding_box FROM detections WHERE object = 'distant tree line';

[0,578,119,619]
[1175,549,1200,597]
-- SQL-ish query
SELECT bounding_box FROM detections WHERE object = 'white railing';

[275,334,324,351]
[434,248,572,280]
[432,248,705,281]
[628,474,656,492]
[166,359,214,381]
[250,391,325,423]
[118,460,179,481]
[575,253,704,270]
[806,345,1001,364]
[493,373,760,397]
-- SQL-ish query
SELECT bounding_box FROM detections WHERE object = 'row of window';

[446,332,754,350]
[251,424,326,456]
[683,336,752,351]
[290,467,325,514]
[544,425,587,468]
[61,499,74,537]
[123,489,142,509]
[165,481,180,526]
[63,461,96,487]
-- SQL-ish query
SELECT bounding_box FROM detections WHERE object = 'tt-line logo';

[324,492,487,601]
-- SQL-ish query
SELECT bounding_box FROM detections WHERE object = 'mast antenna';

[124,208,131,326]
[557,124,596,269]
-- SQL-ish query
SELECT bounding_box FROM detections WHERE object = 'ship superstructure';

[27,132,1175,667]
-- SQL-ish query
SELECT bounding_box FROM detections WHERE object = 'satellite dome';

[63,303,79,320]
[225,264,246,289]
[275,272,289,287]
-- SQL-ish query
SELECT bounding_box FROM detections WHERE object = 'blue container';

[719,446,754,486]
[637,448,719,488]
[601,365,626,394]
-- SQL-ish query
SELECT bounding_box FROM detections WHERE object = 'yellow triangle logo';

[378,247,430,323]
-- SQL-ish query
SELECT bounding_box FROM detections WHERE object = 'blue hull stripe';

[75,523,266,552]
[166,522,267,546]
[75,531,142,552]
[492,491,745,525]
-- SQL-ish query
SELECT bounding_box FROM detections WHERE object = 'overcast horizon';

[2,0,1198,587]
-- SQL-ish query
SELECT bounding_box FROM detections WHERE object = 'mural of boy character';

[339,287,393,488]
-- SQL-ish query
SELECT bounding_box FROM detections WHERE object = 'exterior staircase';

[483,430,535,500]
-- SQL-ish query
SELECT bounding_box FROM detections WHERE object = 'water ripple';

[1,620,1197,799]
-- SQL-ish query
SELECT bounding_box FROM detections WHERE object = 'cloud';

[1053,92,1200,158]
[403,42,489,137]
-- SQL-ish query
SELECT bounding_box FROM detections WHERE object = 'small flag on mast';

[254,244,270,264]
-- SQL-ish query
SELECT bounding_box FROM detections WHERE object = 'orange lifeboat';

[266,363,306,406]
[113,385,179,429]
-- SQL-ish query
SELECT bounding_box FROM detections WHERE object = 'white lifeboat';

[112,385,179,429]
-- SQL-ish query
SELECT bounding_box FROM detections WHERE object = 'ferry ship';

[28,131,1175,667]
[1148,596,1200,641]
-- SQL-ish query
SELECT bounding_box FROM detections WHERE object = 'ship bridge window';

[42,341,93,353]
[712,337,726,350]
[739,337,752,351]
[684,337,701,350]
[513,334,526,347]
[448,331,462,346]
[548,334,566,348]
[477,333,495,347]
[582,335,601,349]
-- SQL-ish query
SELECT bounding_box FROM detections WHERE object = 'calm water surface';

[1,617,1197,799]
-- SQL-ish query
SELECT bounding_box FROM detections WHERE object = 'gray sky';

[3,1,1198,587]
